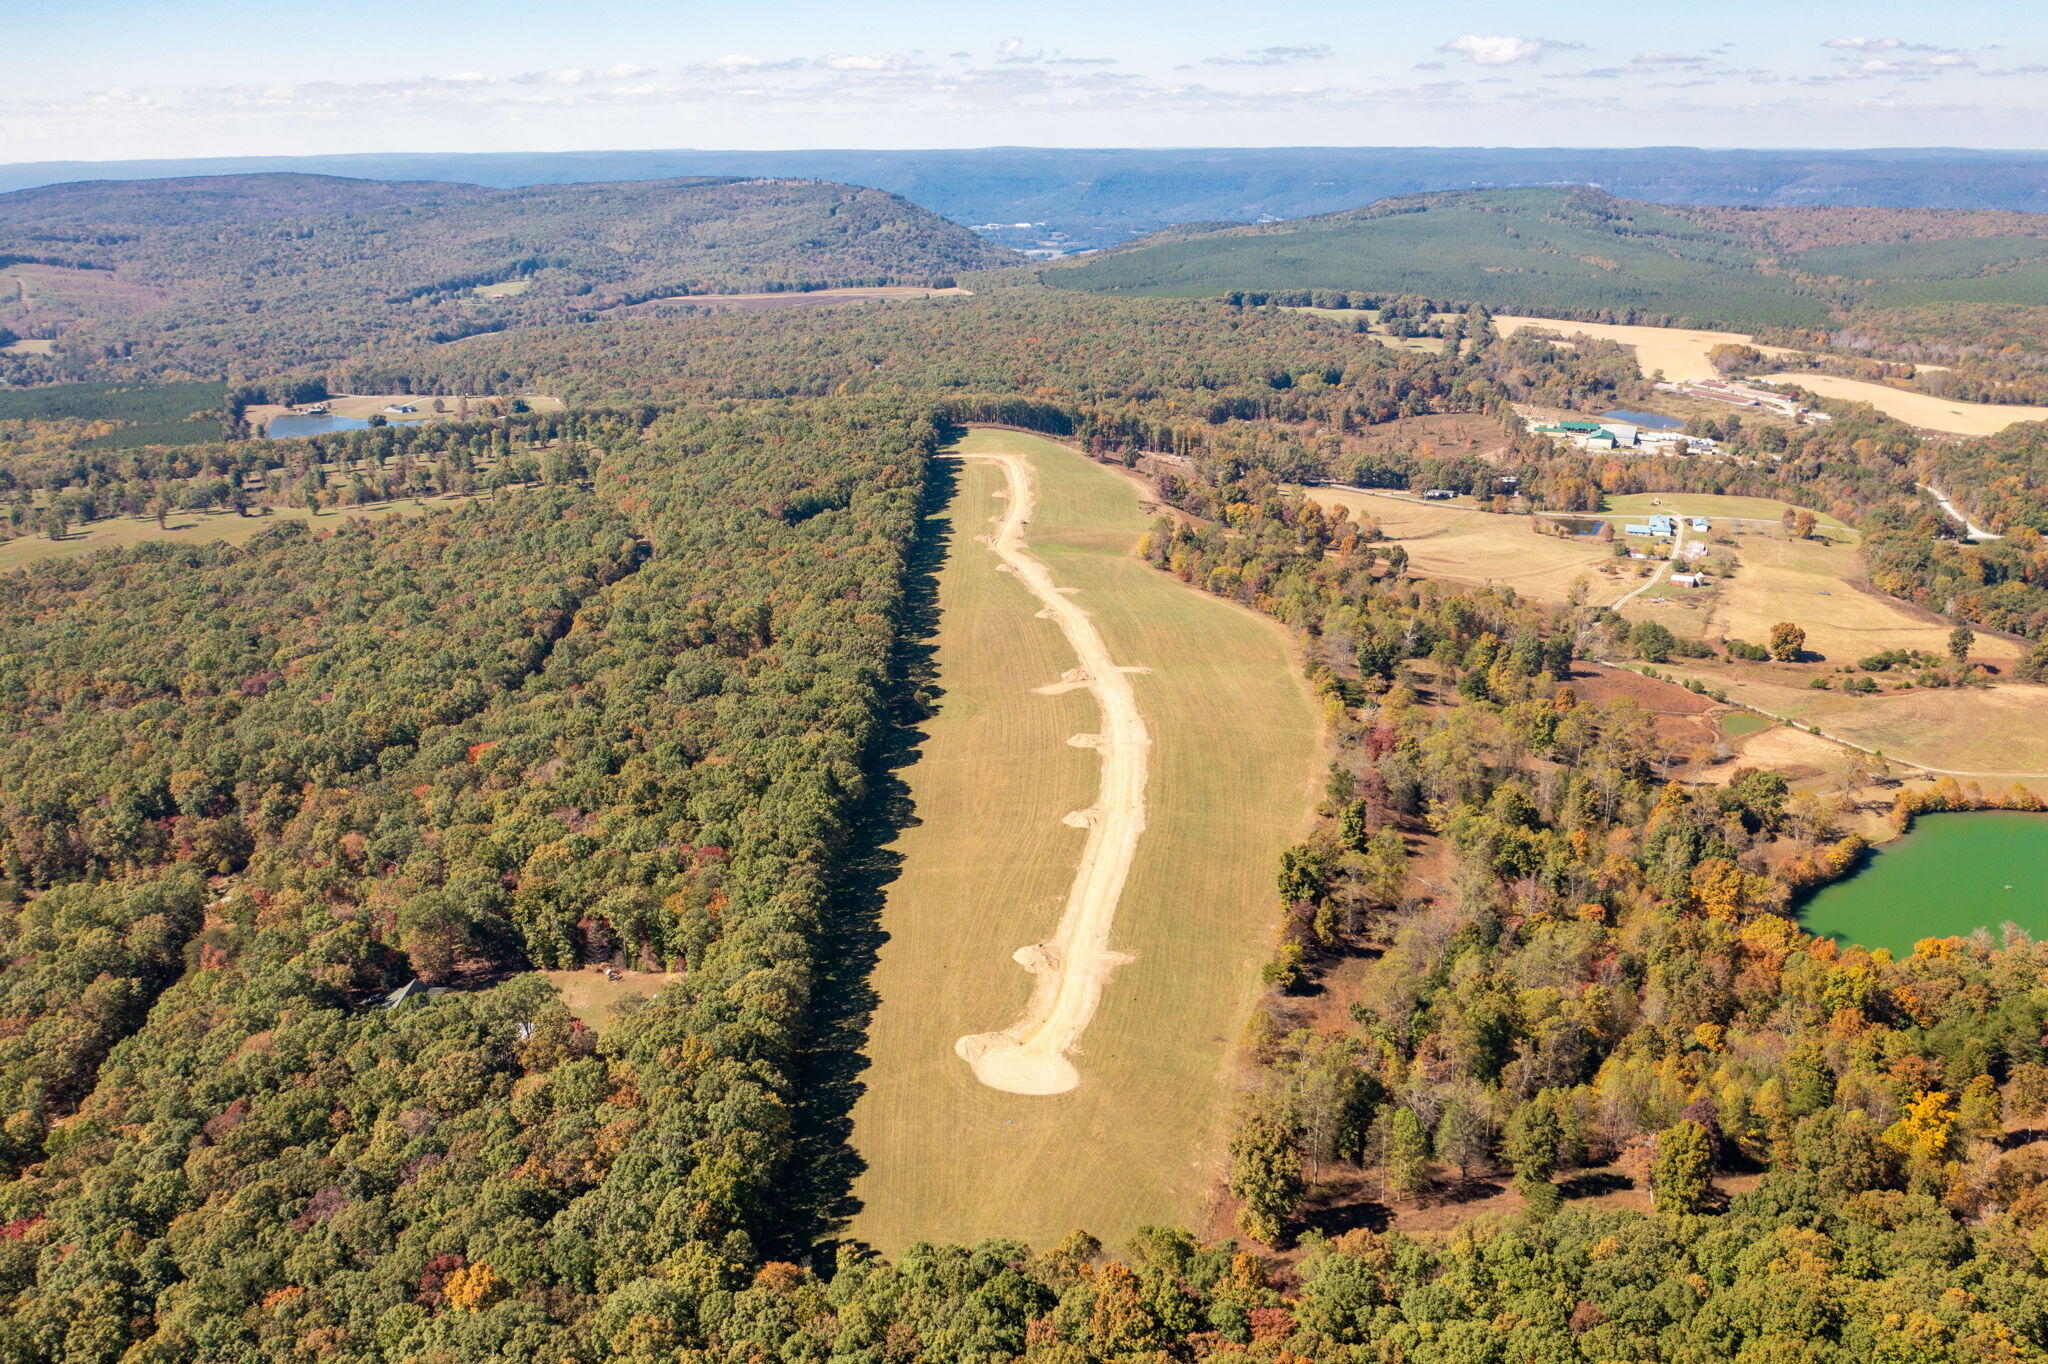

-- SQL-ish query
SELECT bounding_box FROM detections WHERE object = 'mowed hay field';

[1695,533,2015,664]
[1306,487,1630,607]
[1591,492,2010,663]
[847,429,1321,1251]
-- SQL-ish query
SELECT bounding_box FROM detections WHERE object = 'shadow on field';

[774,455,956,1262]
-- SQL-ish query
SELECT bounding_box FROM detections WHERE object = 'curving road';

[1919,484,2000,541]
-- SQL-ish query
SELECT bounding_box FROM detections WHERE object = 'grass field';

[535,968,679,1029]
[244,392,565,428]
[846,429,1321,1251]
[1305,487,1633,607]
[1597,492,1849,532]
[1670,666,2048,775]
[1282,306,1455,353]
[0,498,467,573]
[1599,502,2021,664]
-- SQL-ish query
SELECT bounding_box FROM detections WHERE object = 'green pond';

[1720,712,1770,739]
[1799,812,2048,956]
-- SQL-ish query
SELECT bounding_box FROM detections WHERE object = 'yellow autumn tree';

[443,1262,503,1314]
[1883,1090,1959,1165]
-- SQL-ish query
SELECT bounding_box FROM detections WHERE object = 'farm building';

[384,402,418,414]
[1690,518,1710,532]
[1624,514,1678,538]
[1422,488,1457,500]
[1530,419,1639,451]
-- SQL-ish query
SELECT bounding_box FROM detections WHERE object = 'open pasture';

[1306,487,1631,607]
[1605,506,2019,665]
[1597,491,1848,532]
[846,429,1320,1251]
[1668,666,2048,776]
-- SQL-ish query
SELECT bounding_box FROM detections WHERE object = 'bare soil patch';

[953,452,1152,1096]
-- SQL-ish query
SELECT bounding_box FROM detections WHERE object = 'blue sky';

[5,0,2044,162]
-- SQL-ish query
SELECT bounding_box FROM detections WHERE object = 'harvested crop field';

[1306,487,1632,607]
[846,429,1321,1252]
[1760,371,2048,436]
[1494,316,1800,383]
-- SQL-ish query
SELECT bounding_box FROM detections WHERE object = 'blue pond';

[1601,408,1686,431]
[265,414,373,439]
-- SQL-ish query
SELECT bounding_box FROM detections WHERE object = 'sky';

[5,0,2045,163]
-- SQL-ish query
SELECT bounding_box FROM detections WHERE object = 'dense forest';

[0,174,1011,382]
[1050,187,2048,348]
[0,181,2044,1360]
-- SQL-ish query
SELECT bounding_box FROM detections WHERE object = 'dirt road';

[954,451,1152,1096]
[1610,521,1685,611]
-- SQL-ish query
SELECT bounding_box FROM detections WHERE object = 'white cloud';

[815,54,914,72]
[1633,50,1706,66]
[518,63,655,86]
[1826,36,1906,52]
[1203,43,1335,67]
[1437,34,1578,67]
[997,36,1022,56]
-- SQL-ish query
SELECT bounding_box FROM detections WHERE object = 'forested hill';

[7,146,2048,251]
[1049,186,2048,337]
[0,173,1014,379]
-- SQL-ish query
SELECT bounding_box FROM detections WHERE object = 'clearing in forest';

[1304,486,1630,607]
[0,498,463,573]
[1493,316,1801,383]
[846,429,1320,1251]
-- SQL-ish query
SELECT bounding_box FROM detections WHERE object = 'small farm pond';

[265,414,373,438]
[1601,409,1687,430]
[1799,812,2048,956]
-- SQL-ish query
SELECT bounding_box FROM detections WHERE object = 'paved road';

[1919,484,2000,541]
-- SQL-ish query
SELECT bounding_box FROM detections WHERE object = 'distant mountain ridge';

[1048,186,2048,339]
[0,173,1011,381]
[2,146,2045,253]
